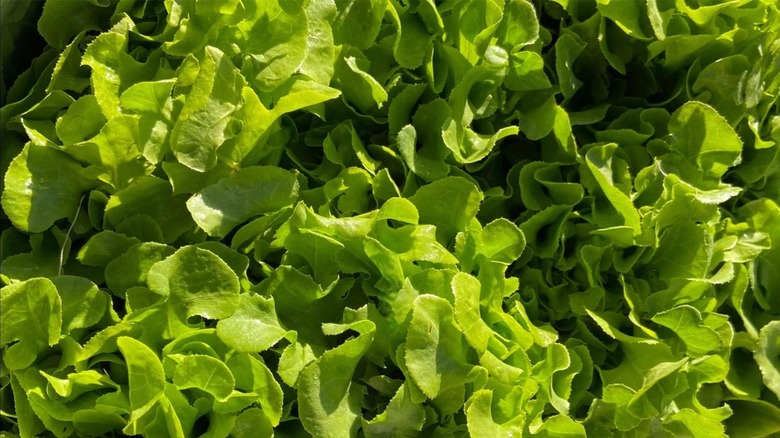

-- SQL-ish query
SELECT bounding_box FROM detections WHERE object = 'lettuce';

[1,0,779,437]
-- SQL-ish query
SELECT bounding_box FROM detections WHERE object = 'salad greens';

[1,0,780,437]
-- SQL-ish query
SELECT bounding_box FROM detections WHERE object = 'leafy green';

[2,144,93,233]
[172,355,235,401]
[409,176,483,244]
[405,295,481,400]
[216,293,293,353]
[117,336,166,434]
[1,0,779,436]
[298,318,375,437]
[1,278,61,370]
[170,46,244,172]
[186,166,298,237]
[146,246,240,320]
[755,321,780,399]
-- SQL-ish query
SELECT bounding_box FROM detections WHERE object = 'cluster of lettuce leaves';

[1,0,780,437]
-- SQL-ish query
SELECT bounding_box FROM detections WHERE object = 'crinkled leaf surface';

[186,166,298,237]
[117,336,165,432]
[2,144,93,233]
[216,293,293,353]
[169,46,245,172]
[298,320,375,438]
[146,246,240,320]
[0,278,61,370]
[173,355,235,401]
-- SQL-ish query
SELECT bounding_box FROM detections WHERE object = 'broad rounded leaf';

[105,242,176,297]
[298,321,375,438]
[669,101,743,179]
[117,336,165,430]
[405,294,477,399]
[216,294,293,353]
[0,278,62,370]
[170,46,245,172]
[173,355,235,401]
[755,321,780,399]
[147,246,240,320]
[186,166,299,237]
[51,275,107,335]
[409,176,483,244]
[2,144,93,233]
[241,0,308,91]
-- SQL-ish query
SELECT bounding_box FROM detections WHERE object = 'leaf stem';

[59,194,86,276]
